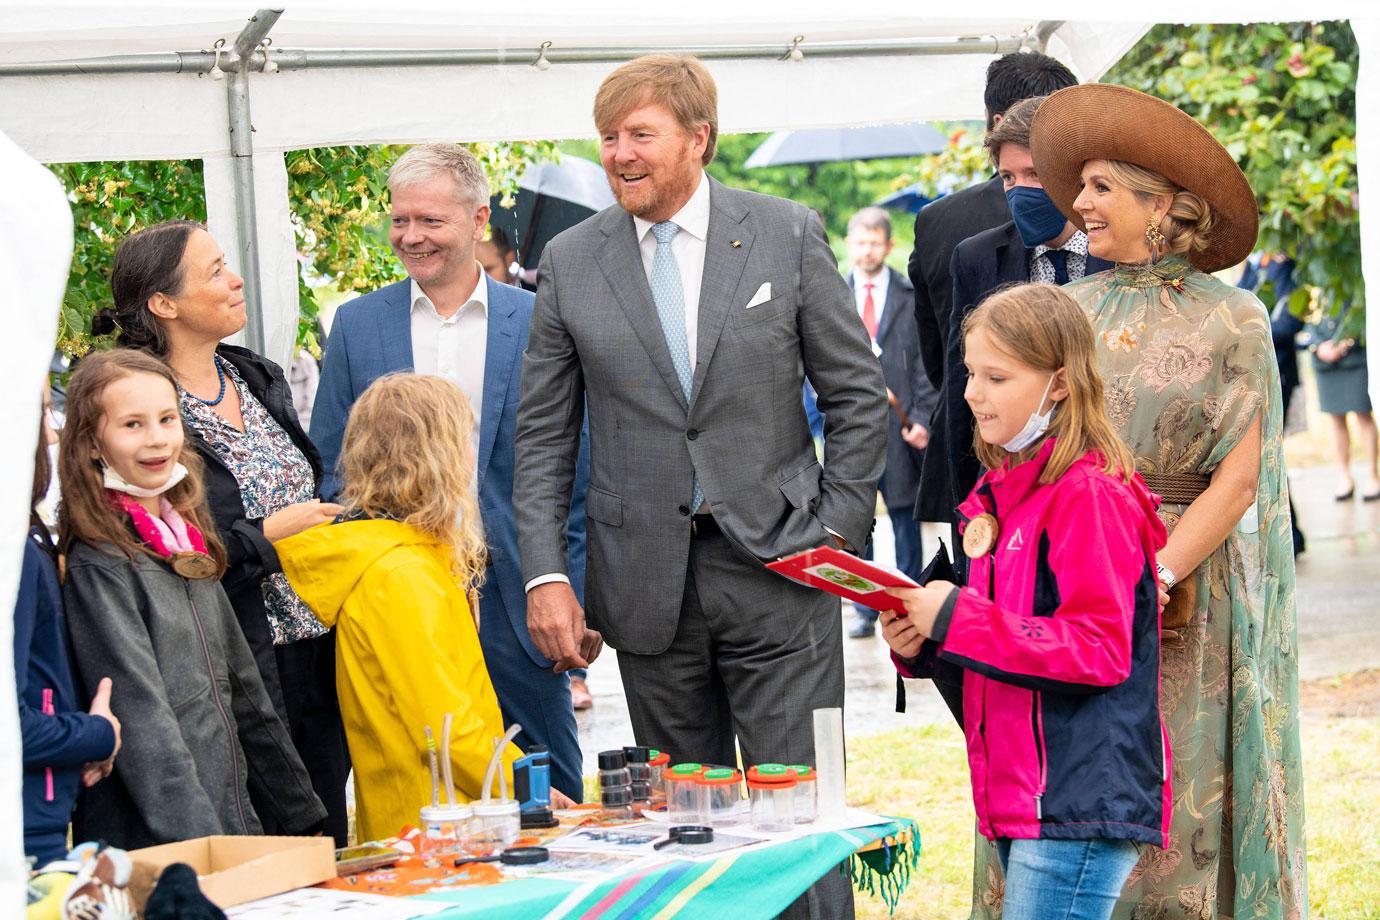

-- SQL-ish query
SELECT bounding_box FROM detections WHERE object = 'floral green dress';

[968,255,1308,920]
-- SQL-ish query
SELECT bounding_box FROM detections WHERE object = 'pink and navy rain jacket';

[895,439,1171,848]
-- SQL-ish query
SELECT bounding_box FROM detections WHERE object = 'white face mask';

[1002,374,1058,453]
[101,459,189,499]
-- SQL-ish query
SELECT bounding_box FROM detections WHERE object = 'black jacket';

[16,528,116,863]
[848,269,937,514]
[65,541,325,849]
[934,221,1113,534]
[908,176,1011,521]
[187,344,325,714]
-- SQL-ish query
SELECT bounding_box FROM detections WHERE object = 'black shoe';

[847,617,876,639]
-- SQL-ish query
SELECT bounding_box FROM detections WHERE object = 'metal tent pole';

[225,8,282,356]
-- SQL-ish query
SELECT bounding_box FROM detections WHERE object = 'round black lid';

[623,745,651,763]
[598,749,628,770]
[600,786,634,806]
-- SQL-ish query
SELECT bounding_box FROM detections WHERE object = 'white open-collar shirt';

[409,264,488,434]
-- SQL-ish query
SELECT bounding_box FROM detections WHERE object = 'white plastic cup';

[813,708,846,823]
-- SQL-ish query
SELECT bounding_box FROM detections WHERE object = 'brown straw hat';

[1029,83,1258,273]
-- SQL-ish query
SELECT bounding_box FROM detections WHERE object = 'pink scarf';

[109,491,213,575]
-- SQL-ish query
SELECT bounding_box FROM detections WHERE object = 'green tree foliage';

[1106,21,1359,322]
[50,140,556,356]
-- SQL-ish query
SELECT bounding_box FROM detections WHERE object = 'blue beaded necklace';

[186,356,228,407]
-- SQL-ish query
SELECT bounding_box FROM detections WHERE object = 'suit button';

[678,505,691,516]
[687,429,698,440]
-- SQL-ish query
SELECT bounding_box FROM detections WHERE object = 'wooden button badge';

[962,513,999,559]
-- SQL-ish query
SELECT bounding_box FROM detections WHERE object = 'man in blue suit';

[310,144,591,799]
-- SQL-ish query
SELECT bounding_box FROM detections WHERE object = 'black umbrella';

[488,157,614,275]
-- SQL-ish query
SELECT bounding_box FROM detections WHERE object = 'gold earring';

[1145,216,1167,256]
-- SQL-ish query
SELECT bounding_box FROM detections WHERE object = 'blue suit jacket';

[310,276,588,667]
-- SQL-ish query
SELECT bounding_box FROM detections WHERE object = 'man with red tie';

[842,207,937,638]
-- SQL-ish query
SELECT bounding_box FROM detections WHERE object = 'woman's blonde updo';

[1104,160,1216,259]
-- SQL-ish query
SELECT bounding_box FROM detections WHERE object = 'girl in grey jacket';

[58,349,324,848]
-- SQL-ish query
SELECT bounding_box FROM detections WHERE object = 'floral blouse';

[180,358,327,645]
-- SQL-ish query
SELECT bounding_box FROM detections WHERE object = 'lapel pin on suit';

[730,240,742,248]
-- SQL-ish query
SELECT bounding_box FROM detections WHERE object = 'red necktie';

[862,283,878,340]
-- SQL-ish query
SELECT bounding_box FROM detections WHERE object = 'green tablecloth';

[417,816,918,919]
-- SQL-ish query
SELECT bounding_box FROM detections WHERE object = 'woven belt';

[1141,471,1211,505]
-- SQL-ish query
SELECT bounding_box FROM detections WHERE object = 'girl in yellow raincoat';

[276,374,564,842]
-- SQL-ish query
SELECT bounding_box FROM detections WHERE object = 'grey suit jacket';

[514,177,888,654]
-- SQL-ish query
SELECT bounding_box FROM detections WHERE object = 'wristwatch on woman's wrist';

[1157,563,1178,590]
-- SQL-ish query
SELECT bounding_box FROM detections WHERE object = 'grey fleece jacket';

[63,541,325,849]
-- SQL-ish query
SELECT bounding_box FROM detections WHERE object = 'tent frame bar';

[0,33,1041,78]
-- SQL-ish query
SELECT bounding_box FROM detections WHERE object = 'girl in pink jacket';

[884,283,1168,920]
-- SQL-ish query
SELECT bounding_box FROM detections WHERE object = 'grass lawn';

[849,700,1380,919]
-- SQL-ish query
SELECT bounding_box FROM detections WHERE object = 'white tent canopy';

[3,1,1379,906]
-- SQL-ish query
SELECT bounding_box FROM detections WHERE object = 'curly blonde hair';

[338,374,487,594]
[1103,160,1215,260]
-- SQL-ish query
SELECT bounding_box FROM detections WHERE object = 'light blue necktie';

[650,221,703,511]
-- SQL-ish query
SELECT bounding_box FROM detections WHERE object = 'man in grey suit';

[514,55,886,917]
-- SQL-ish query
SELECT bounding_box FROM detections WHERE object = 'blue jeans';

[996,838,1140,920]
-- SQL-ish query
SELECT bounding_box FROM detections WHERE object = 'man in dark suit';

[907,52,1078,527]
[840,207,937,638]
[944,96,1114,535]
[309,144,590,800]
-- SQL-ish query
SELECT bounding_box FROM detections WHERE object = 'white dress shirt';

[409,265,488,431]
[632,170,711,369]
[851,267,890,340]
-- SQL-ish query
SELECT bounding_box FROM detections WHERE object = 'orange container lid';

[666,762,704,782]
[785,764,816,782]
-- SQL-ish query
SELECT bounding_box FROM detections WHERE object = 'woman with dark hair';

[100,220,349,845]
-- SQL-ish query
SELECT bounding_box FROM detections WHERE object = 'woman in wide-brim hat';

[967,83,1304,920]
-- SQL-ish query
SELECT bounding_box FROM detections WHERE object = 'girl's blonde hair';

[1102,160,1215,260]
[338,374,487,593]
[57,349,227,574]
[963,283,1136,484]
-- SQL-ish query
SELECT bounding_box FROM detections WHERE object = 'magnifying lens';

[652,825,715,850]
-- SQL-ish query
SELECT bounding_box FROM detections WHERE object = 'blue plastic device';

[512,745,551,811]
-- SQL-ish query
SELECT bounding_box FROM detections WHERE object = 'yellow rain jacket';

[276,519,521,843]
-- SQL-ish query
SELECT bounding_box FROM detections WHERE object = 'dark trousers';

[266,630,351,846]
[478,595,584,802]
[616,524,854,919]
[854,513,924,624]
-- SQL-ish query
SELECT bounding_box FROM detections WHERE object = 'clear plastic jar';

[695,768,743,827]
[648,750,671,803]
[666,762,705,824]
[598,749,633,812]
[470,800,520,856]
[786,765,818,823]
[418,804,472,856]
[623,746,653,802]
[746,765,796,832]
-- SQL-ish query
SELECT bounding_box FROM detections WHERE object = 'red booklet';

[766,545,919,612]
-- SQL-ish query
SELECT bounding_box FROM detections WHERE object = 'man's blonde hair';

[594,54,718,165]
[339,374,487,600]
[389,143,490,208]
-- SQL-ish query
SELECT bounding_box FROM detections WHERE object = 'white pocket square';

[745,282,772,309]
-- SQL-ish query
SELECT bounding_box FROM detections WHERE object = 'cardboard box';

[128,835,336,914]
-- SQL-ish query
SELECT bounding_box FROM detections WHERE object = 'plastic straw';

[441,712,456,806]
[480,723,522,803]
[424,726,439,808]
[813,707,846,822]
